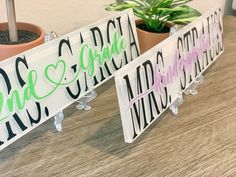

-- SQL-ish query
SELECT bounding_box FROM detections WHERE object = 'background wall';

[189,0,225,13]
[0,0,233,36]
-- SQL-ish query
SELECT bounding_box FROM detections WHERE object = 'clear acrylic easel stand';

[45,32,97,130]
[76,89,97,111]
[169,94,184,115]
[168,25,204,115]
[45,31,64,131]
[184,74,204,95]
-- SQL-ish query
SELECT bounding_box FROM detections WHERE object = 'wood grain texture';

[0,16,235,177]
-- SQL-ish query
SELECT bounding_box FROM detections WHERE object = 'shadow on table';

[84,110,166,158]
[0,117,56,165]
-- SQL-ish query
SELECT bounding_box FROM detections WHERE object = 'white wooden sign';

[0,9,140,150]
[115,7,223,143]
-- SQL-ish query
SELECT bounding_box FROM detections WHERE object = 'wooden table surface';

[0,16,236,177]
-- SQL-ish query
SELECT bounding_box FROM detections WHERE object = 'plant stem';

[6,0,18,42]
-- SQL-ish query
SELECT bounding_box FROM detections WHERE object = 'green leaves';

[105,2,138,11]
[105,0,201,32]
[168,5,201,24]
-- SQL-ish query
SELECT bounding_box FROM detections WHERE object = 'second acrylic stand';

[168,25,205,115]
[45,32,97,131]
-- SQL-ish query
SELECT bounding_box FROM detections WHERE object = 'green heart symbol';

[44,60,66,86]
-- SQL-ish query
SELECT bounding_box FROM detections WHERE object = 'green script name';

[0,31,126,121]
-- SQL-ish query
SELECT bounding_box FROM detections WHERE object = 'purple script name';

[128,30,218,109]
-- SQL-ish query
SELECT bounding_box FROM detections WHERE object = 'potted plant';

[106,0,201,53]
[0,0,45,60]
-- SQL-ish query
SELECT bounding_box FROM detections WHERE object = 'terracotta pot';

[136,19,170,54]
[0,22,45,61]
